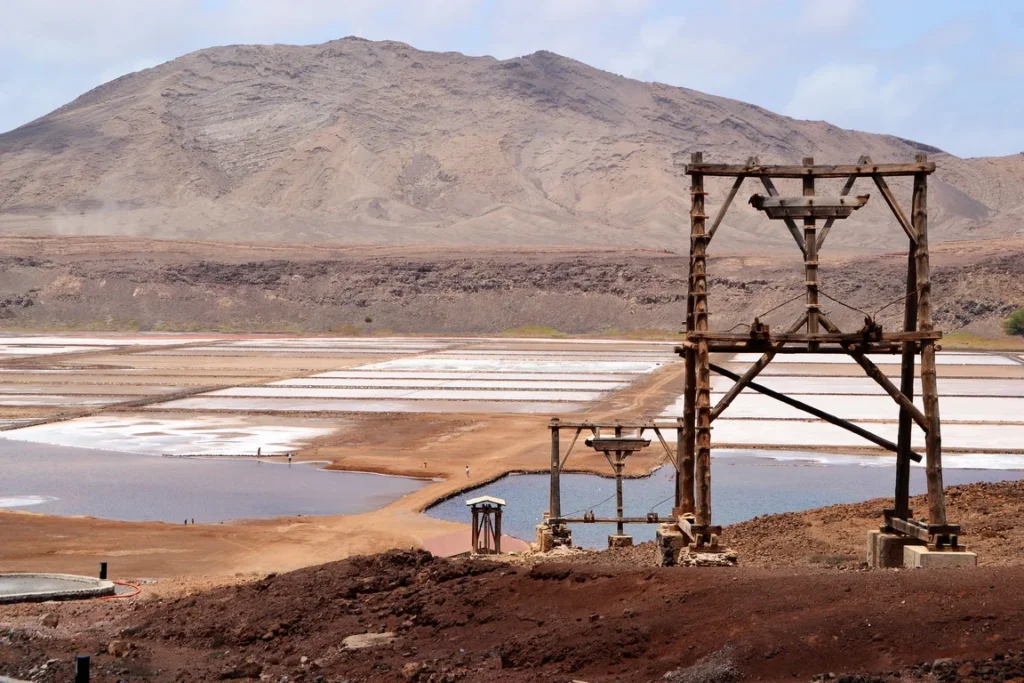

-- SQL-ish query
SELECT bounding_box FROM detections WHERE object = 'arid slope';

[2,37,1023,252]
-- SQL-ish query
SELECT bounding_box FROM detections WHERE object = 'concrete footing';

[867,529,978,569]
[607,535,633,548]
[534,523,571,552]
[656,523,686,566]
[867,530,925,568]
[904,545,977,569]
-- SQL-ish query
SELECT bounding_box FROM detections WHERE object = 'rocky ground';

[1,235,1022,337]
[3,549,1024,683]
[4,480,1024,682]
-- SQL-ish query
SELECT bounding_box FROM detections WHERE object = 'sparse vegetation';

[364,315,374,323]
[1004,308,1024,336]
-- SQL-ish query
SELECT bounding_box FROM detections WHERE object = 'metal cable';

[872,287,922,318]
[818,289,871,319]
[754,292,805,320]
[562,491,617,518]
[649,493,676,513]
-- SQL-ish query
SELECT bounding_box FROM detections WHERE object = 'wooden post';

[471,506,479,553]
[894,241,919,519]
[682,239,697,517]
[802,157,820,351]
[615,451,625,536]
[494,507,502,554]
[913,154,946,525]
[675,418,692,513]
[690,152,712,528]
[549,418,561,520]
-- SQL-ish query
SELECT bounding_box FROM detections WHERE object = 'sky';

[1,0,1022,158]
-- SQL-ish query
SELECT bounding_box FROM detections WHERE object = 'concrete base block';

[867,529,925,568]
[678,547,739,567]
[904,545,977,569]
[535,524,554,553]
[656,524,685,566]
[607,535,633,548]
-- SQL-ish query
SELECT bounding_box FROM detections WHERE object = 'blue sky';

[2,0,1022,157]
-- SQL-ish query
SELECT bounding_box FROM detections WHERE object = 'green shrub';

[1005,308,1024,336]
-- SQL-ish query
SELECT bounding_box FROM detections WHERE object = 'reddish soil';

[2,548,1024,683]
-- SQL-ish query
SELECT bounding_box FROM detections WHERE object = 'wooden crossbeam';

[707,174,746,241]
[549,420,660,429]
[853,156,919,243]
[550,516,678,525]
[752,192,868,221]
[750,195,869,209]
[686,330,941,343]
[686,162,936,178]
[709,363,923,462]
[759,175,807,255]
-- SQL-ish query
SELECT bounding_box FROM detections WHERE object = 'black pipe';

[75,655,90,683]
[98,562,107,580]
[710,363,923,463]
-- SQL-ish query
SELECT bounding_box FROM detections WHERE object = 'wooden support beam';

[887,516,959,542]
[895,240,919,520]
[690,152,713,528]
[803,157,820,350]
[864,155,917,243]
[550,516,680,525]
[550,421,661,429]
[759,175,807,256]
[695,343,905,354]
[686,330,941,343]
[686,161,936,178]
[845,347,929,432]
[749,194,869,220]
[707,159,754,241]
[709,363,923,462]
[817,155,866,250]
[549,419,561,520]
[913,156,947,526]
[709,312,806,421]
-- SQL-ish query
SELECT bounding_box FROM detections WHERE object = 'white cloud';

[799,0,862,32]
[784,62,953,131]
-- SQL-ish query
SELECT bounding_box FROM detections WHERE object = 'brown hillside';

[2,37,1022,252]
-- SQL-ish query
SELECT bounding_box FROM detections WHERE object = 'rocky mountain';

[1,37,1022,253]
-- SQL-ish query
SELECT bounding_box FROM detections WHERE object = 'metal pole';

[99,562,107,580]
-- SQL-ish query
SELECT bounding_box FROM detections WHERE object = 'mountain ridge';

[1,36,1022,252]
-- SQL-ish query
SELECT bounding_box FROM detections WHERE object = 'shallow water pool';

[426,450,1024,549]
[0,439,427,523]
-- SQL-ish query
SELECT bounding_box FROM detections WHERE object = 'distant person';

[191,518,195,525]
[257,447,261,457]
[465,465,470,478]
[288,453,293,466]
[423,461,427,468]
[184,519,187,525]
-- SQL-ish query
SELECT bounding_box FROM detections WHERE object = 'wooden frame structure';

[676,152,959,549]
[547,418,676,540]
[468,496,505,555]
